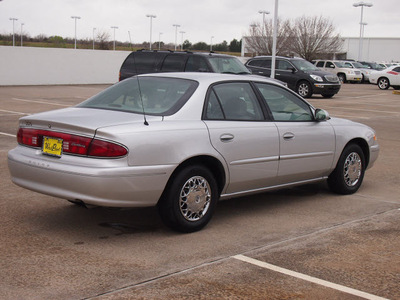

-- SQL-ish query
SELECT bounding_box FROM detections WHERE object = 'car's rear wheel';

[297,81,312,98]
[378,77,390,90]
[158,165,219,233]
[328,144,365,195]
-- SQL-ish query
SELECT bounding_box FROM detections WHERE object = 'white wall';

[342,38,400,62]
[0,46,130,86]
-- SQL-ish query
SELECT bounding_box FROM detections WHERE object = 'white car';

[8,73,380,232]
[314,60,363,83]
[342,61,375,82]
[368,65,400,90]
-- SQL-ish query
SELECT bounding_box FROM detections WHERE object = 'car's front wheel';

[158,165,219,232]
[338,74,346,84]
[328,144,365,195]
[378,77,390,90]
[297,81,312,98]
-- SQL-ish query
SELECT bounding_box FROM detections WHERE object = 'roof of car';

[136,72,285,86]
[133,50,235,58]
[249,56,305,61]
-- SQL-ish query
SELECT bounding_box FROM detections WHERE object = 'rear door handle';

[283,132,295,140]
[220,134,234,142]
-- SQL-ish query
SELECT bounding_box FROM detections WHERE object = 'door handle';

[220,134,234,142]
[283,132,295,140]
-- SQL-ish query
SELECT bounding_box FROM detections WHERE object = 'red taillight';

[17,128,127,158]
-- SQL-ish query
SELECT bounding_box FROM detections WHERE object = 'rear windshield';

[78,77,198,116]
[208,57,250,74]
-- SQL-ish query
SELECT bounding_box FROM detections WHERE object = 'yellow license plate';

[42,136,63,157]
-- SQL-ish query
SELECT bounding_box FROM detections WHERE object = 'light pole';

[9,18,18,47]
[210,36,214,51]
[271,0,279,79]
[258,10,270,34]
[71,16,81,49]
[92,27,96,50]
[158,32,163,50]
[146,14,156,50]
[20,23,24,47]
[179,31,185,50]
[353,1,373,61]
[111,26,118,50]
[173,24,180,51]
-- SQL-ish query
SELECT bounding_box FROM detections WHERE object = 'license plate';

[42,136,63,157]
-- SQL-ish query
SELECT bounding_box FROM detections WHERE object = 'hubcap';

[298,84,309,96]
[379,79,388,89]
[343,152,362,187]
[179,176,211,221]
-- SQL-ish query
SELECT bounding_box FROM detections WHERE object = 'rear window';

[208,57,250,74]
[78,77,198,116]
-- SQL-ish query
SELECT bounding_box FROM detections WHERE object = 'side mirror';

[329,65,335,69]
[290,67,296,73]
[314,108,330,121]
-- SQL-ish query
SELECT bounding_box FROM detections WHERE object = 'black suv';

[119,50,250,81]
[245,56,341,98]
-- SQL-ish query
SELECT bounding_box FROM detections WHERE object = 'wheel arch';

[157,155,226,205]
[344,138,370,168]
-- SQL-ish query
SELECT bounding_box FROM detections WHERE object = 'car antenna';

[136,76,149,126]
[130,51,149,126]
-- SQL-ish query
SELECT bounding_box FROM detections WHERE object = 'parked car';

[245,56,341,98]
[8,73,379,232]
[358,61,385,71]
[119,50,250,81]
[341,61,375,82]
[314,60,363,83]
[368,65,400,90]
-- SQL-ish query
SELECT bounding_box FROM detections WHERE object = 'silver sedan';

[8,73,380,232]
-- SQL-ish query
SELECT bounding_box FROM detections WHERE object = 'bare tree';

[96,31,111,50]
[246,18,291,56]
[288,16,343,61]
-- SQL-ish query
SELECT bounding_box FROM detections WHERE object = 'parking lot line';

[232,254,388,300]
[0,131,15,137]
[0,109,30,115]
[13,97,71,107]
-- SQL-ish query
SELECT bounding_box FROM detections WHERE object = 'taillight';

[17,128,127,158]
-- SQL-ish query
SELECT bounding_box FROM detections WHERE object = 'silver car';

[8,73,380,232]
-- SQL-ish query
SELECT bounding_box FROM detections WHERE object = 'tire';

[321,93,334,98]
[338,74,346,84]
[158,165,219,233]
[378,77,390,90]
[297,81,312,98]
[328,144,365,195]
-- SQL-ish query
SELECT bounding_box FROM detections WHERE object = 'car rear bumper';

[7,146,175,207]
[312,83,341,95]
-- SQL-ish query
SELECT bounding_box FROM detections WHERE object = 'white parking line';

[233,255,388,300]
[0,109,30,115]
[13,97,70,107]
[0,132,16,137]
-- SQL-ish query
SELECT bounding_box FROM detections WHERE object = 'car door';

[275,59,297,90]
[254,82,335,183]
[388,66,400,85]
[203,81,280,195]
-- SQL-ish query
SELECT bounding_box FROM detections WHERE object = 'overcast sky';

[1,0,399,44]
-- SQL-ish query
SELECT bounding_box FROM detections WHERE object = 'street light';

[20,23,24,47]
[210,36,214,51]
[173,24,180,51]
[111,26,118,50]
[353,1,373,61]
[271,0,279,79]
[146,14,156,50]
[179,31,185,50]
[258,10,270,34]
[71,16,81,49]
[9,18,18,47]
[93,27,96,50]
[158,32,163,50]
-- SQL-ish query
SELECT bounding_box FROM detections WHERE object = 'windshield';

[352,62,366,68]
[291,60,319,71]
[208,57,250,74]
[78,77,198,116]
